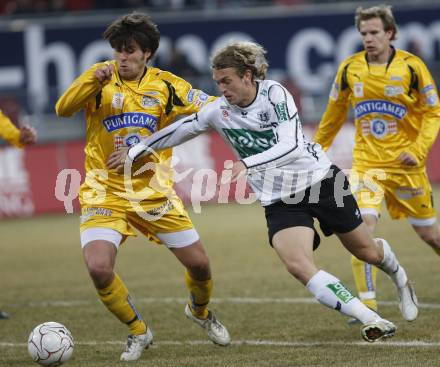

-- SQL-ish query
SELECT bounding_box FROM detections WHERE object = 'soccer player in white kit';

[108,41,418,342]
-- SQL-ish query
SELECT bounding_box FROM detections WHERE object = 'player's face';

[359,17,393,62]
[114,40,151,81]
[213,67,256,107]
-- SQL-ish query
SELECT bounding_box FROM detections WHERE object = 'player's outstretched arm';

[107,112,211,173]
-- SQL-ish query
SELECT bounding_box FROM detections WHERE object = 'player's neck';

[237,82,258,108]
[367,47,392,65]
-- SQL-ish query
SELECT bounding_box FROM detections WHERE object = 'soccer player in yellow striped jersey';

[56,12,230,361]
[0,109,36,320]
[315,5,439,323]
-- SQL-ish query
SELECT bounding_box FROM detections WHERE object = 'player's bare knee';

[354,246,381,265]
[187,257,211,279]
[419,231,440,248]
[87,261,113,285]
[284,259,306,280]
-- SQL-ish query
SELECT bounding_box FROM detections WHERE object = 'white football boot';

[184,304,231,346]
[361,319,396,342]
[397,281,418,321]
[120,328,153,362]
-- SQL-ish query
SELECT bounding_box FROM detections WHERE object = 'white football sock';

[377,238,407,288]
[306,270,379,324]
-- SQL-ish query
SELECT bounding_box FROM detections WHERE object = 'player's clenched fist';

[94,63,115,84]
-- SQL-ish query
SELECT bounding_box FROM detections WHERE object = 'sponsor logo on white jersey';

[223,128,277,158]
[275,101,288,122]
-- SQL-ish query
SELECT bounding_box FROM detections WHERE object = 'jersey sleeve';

[314,61,351,150]
[241,84,304,169]
[128,101,214,161]
[159,73,215,127]
[0,110,22,147]
[407,57,440,163]
[55,62,110,117]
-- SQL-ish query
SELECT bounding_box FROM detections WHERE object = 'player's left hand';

[230,160,247,182]
[107,147,130,173]
[398,151,418,166]
[19,125,37,145]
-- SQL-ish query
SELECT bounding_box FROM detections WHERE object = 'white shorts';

[80,227,200,249]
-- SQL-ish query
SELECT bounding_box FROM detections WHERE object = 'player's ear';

[243,69,253,82]
[144,49,152,62]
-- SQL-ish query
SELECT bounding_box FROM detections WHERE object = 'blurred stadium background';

[1,1,440,366]
[0,0,440,216]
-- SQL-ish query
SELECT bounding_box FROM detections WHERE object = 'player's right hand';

[398,151,418,166]
[19,125,37,145]
[107,147,130,174]
[94,63,115,84]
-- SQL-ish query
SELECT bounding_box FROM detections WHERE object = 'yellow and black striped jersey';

[56,61,213,203]
[315,48,440,173]
[0,109,21,147]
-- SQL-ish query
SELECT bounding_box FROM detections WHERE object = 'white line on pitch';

[18,297,440,309]
[2,340,440,348]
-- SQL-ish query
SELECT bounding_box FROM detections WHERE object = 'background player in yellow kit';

[56,12,229,362]
[0,109,36,149]
[315,4,440,323]
[0,109,37,320]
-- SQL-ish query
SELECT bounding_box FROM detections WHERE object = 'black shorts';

[264,165,363,249]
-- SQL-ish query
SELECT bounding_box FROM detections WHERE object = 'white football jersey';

[129,80,331,206]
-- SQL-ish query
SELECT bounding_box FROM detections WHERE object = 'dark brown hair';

[103,12,160,60]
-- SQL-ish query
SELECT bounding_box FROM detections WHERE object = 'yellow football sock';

[97,273,147,335]
[351,255,378,311]
[185,270,212,319]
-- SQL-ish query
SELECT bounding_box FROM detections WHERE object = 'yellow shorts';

[79,192,194,245]
[350,168,436,224]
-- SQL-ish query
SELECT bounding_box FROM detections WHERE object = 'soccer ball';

[27,322,74,366]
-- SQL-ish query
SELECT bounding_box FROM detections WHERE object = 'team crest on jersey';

[125,134,141,147]
[258,112,269,123]
[112,93,124,109]
[384,85,403,97]
[259,89,268,96]
[354,82,364,98]
[222,110,230,120]
[141,95,160,108]
[370,119,388,138]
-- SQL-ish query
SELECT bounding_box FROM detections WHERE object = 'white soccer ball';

[27,322,74,366]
